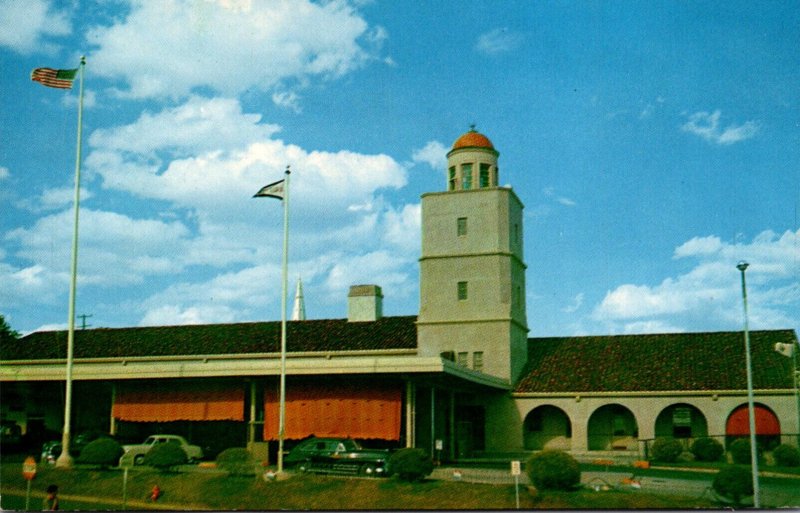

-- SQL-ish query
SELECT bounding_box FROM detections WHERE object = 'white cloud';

[87,98,407,225]
[382,203,421,253]
[681,110,759,145]
[17,186,93,212]
[593,229,800,333]
[412,140,447,171]
[272,91,302,113]
[562,293,584,313]
[0,262,63,309]
[0,166,9,180]
[87,0,379,100]
[0,0,70,54]
[543,187,576,207]
[5,208,192,286]
[88,96,280,157]
[673,235,724,258]
[475,28,523,55]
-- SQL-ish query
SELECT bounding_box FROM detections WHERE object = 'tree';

[0,314,20,344]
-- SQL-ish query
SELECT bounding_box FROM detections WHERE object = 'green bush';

[729,438,760,465]
[690,437,724,462]
[712,465,753,506]
[526,450,581,491]
[216,447,256,476]
[387,448,433,482]
[650,438,683,463]
[144,442,187,470]
[76,437,123,468]
[773,444,800,467]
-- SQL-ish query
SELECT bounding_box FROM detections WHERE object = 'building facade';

[2,128,798,462]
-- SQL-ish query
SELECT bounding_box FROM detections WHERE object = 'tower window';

[448,167,456,191]
[457,217,467,236]
[457,352,468,367]
[461,163,472,190]
[479,163,490,188]
[473,351,484,371]
[457,281,468,301]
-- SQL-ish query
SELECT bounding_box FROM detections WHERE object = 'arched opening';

[587,404,638,451]
[725,403,781,450]
[523,405,571,451]
[654,403,708,441]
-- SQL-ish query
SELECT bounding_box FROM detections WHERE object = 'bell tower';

[417,127,528,383]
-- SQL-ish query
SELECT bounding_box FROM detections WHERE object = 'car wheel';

[134,455,145,466]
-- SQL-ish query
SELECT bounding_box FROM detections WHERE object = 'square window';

[457,281,468,300]
[473,351,484,371]
[448,167,456,191]
[457,217,467,236]
[457,352,468,367]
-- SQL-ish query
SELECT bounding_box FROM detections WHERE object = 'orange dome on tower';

[451,126,495,151]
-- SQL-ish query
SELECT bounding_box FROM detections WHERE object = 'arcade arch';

[587,404,638,451]
[523,405,571,450]
[654,403,708,440]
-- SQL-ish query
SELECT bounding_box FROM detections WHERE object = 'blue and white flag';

[254,179,285,200]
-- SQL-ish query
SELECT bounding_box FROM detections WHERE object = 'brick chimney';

[347,285,383,322]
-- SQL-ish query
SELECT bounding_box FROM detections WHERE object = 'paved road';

[432,466,800,508]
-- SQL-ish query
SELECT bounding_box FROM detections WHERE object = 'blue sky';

[1,0,798,338]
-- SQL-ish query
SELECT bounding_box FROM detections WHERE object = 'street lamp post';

[736,261,760,508]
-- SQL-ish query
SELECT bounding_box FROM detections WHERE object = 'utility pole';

[78,314,92,330]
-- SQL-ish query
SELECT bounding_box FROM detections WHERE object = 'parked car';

[72,431,114,455]
[41,441,62,465]
[1,421,22,447]
[285,437,392,477]
[121,434,204,466]
[38,431,114,462]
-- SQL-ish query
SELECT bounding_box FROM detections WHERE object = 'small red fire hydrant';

[150,485,161,502]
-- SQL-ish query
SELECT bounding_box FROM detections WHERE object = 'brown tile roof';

[1,316,418,360]
[515,330,798,393]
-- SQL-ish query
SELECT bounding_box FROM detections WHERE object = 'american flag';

[31,67,78,89]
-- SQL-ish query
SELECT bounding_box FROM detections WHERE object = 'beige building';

[1,127,798,462]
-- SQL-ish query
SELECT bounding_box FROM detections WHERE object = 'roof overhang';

[0,351,511,390]
[513,389,796,399]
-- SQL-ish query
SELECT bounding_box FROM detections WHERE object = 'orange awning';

[264,381,402,441]
[726,404,781,436]
[113,383,244,422]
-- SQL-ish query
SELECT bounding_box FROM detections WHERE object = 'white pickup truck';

[121,434,204,465]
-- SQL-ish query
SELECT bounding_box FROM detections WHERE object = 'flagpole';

[278,165,290,474]
[56,55,86,468]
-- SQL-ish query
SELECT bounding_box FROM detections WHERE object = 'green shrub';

[216,447,256,476]
[387,448,433,482]
[729,438,760,465]
[144,442,187,470]
[526,450,581,491]
[650,438,683,463]
[690,437,724,462]
[712,465,753,506]
[773,444,800,467]
[76,437,123,468]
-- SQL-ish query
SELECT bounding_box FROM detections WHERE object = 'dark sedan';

[285,437,392,477]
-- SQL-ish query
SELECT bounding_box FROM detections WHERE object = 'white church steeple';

[291,277,306,321]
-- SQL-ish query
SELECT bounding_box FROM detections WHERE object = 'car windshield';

[339,439,360,451]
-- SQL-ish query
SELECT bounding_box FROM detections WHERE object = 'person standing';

[43,484,59,510]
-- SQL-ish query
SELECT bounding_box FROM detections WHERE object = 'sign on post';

[511,460,521,509]
[23,456,37,511]
[22,456,37,480]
